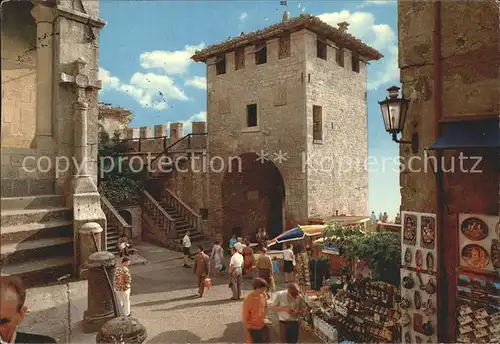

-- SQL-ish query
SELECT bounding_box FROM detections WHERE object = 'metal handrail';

[90,232,121,318]
[148,132,207,167]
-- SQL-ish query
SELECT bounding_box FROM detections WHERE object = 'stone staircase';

[158,201,212,252]
[0,195,74,287]
[101,195,132,256]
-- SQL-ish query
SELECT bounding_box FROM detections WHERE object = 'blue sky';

[98,0,401,219]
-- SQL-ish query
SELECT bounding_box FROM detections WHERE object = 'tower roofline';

[191,14,383,62]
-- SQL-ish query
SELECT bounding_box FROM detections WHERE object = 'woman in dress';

[282,243,295,283]
[210,240,224,274]
[242,240,254,276]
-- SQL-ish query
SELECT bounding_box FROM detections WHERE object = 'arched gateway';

[221,152,285,244]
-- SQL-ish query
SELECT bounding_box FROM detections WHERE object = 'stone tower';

[191,14,382,241]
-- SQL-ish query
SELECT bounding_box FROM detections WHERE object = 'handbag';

[204,277,212,290]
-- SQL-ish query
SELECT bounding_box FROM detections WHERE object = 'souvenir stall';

[456,214,500,343]
[400,211,439,343]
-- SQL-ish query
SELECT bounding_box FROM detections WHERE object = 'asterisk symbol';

[273,150,288,164]
[256,150,269,163]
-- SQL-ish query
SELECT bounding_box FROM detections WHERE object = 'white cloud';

[239,12,248,21]
[184,76,207,90]
[99,67,189,110]
[169,111,207,134]
[139,43,205,75]
[317,10,399,90]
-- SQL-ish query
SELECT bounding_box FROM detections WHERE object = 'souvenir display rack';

[331,280,400,343]
[400,211,439,343]
[456,213,500,343]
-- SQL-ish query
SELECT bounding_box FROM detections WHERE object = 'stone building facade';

[98,103,132,138]
[191,14,382,242]
[398,0,499,341]
[1,0,107,282]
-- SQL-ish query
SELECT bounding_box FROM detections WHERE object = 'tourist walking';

[0,276,57,343]
[193,245,210,298]
[255,248,273,297]
[242,240,254,276]
[228,234,237,255]
[210,240,225,274]
[114,257,132,316]
[234,237,245,253]
[242,278,270,344]
[183,230,192,268]
[117,233,131,257]
[283,243,295,283]
[271,283,306,344]
[229,247,243,300]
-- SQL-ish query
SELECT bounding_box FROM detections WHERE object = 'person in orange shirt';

[242,278,269,343]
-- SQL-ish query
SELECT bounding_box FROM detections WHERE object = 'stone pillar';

[192,122,206,134]
[154,124,167,137]
[169,123,184,140]
[139,126,152,138]
[30,3,56,150]
[83,251,118,333]
[96,317,147,344]
[79,222,103,278]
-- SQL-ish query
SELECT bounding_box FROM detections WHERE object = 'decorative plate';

[426,252,434,271]
[415,249,423,268]
[420,216,436,249]
[404,247,412,265]
[403,214,417,245]
[491,239,500,269]
[414,290,422,310]
[461,217,488,241]
[462,244,490,269]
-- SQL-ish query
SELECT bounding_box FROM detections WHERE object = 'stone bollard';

[79,222,104,278]
[96,316,147,344]
[83,251,119,333]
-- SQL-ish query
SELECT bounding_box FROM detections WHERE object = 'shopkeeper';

[271,283,306,344]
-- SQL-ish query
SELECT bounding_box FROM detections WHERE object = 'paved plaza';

[19,242,319,343]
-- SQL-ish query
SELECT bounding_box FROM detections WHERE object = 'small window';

[255,43,267,65]
[313,105,322,141]
[235,48,245,70]
[279,35,291,59]
[317,39,327,60]
[246,104,258,127]
[336,48,344,67]
[352,54,360,73]
[215,55,226,75]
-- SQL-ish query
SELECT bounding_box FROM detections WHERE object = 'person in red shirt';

[242,278,269,343]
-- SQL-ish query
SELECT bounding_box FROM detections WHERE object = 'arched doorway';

[118,210,132,225]
[221,152,285,246]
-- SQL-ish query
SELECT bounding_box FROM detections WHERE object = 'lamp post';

[379,86,418,154]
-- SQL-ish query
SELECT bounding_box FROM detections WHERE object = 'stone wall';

[304,30,369,217]
[1,1,37,149]
[206,30,309,239]
[398,0,499,339]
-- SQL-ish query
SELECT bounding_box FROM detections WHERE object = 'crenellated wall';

[123,121,207,153]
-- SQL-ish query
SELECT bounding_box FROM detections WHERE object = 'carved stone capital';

[31,3,57,24]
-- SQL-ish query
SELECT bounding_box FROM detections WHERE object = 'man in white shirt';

[233,237,245,253]
[229,247,244,300]
[182,230,192,268]
[271,283,306,344]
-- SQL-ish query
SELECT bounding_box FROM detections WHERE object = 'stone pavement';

[20,243,321,343]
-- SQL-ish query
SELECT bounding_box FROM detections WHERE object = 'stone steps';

[1,206,72,227]
[0,256,73,288]
[1,195,65,210]
[0,195,74,286]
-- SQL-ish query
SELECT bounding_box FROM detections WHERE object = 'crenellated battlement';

[121,121,207,154]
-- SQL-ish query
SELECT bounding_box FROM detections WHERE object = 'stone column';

[169,123,184,140]
[30,3,56,150]
[83,251,118,333]
[154,124,167,137]
[79,222,103,278]
[96,317,147,344]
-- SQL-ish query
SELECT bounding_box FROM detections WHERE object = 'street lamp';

[379,85,418,154]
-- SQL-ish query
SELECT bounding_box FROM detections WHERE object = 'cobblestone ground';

[22,245,320,343]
